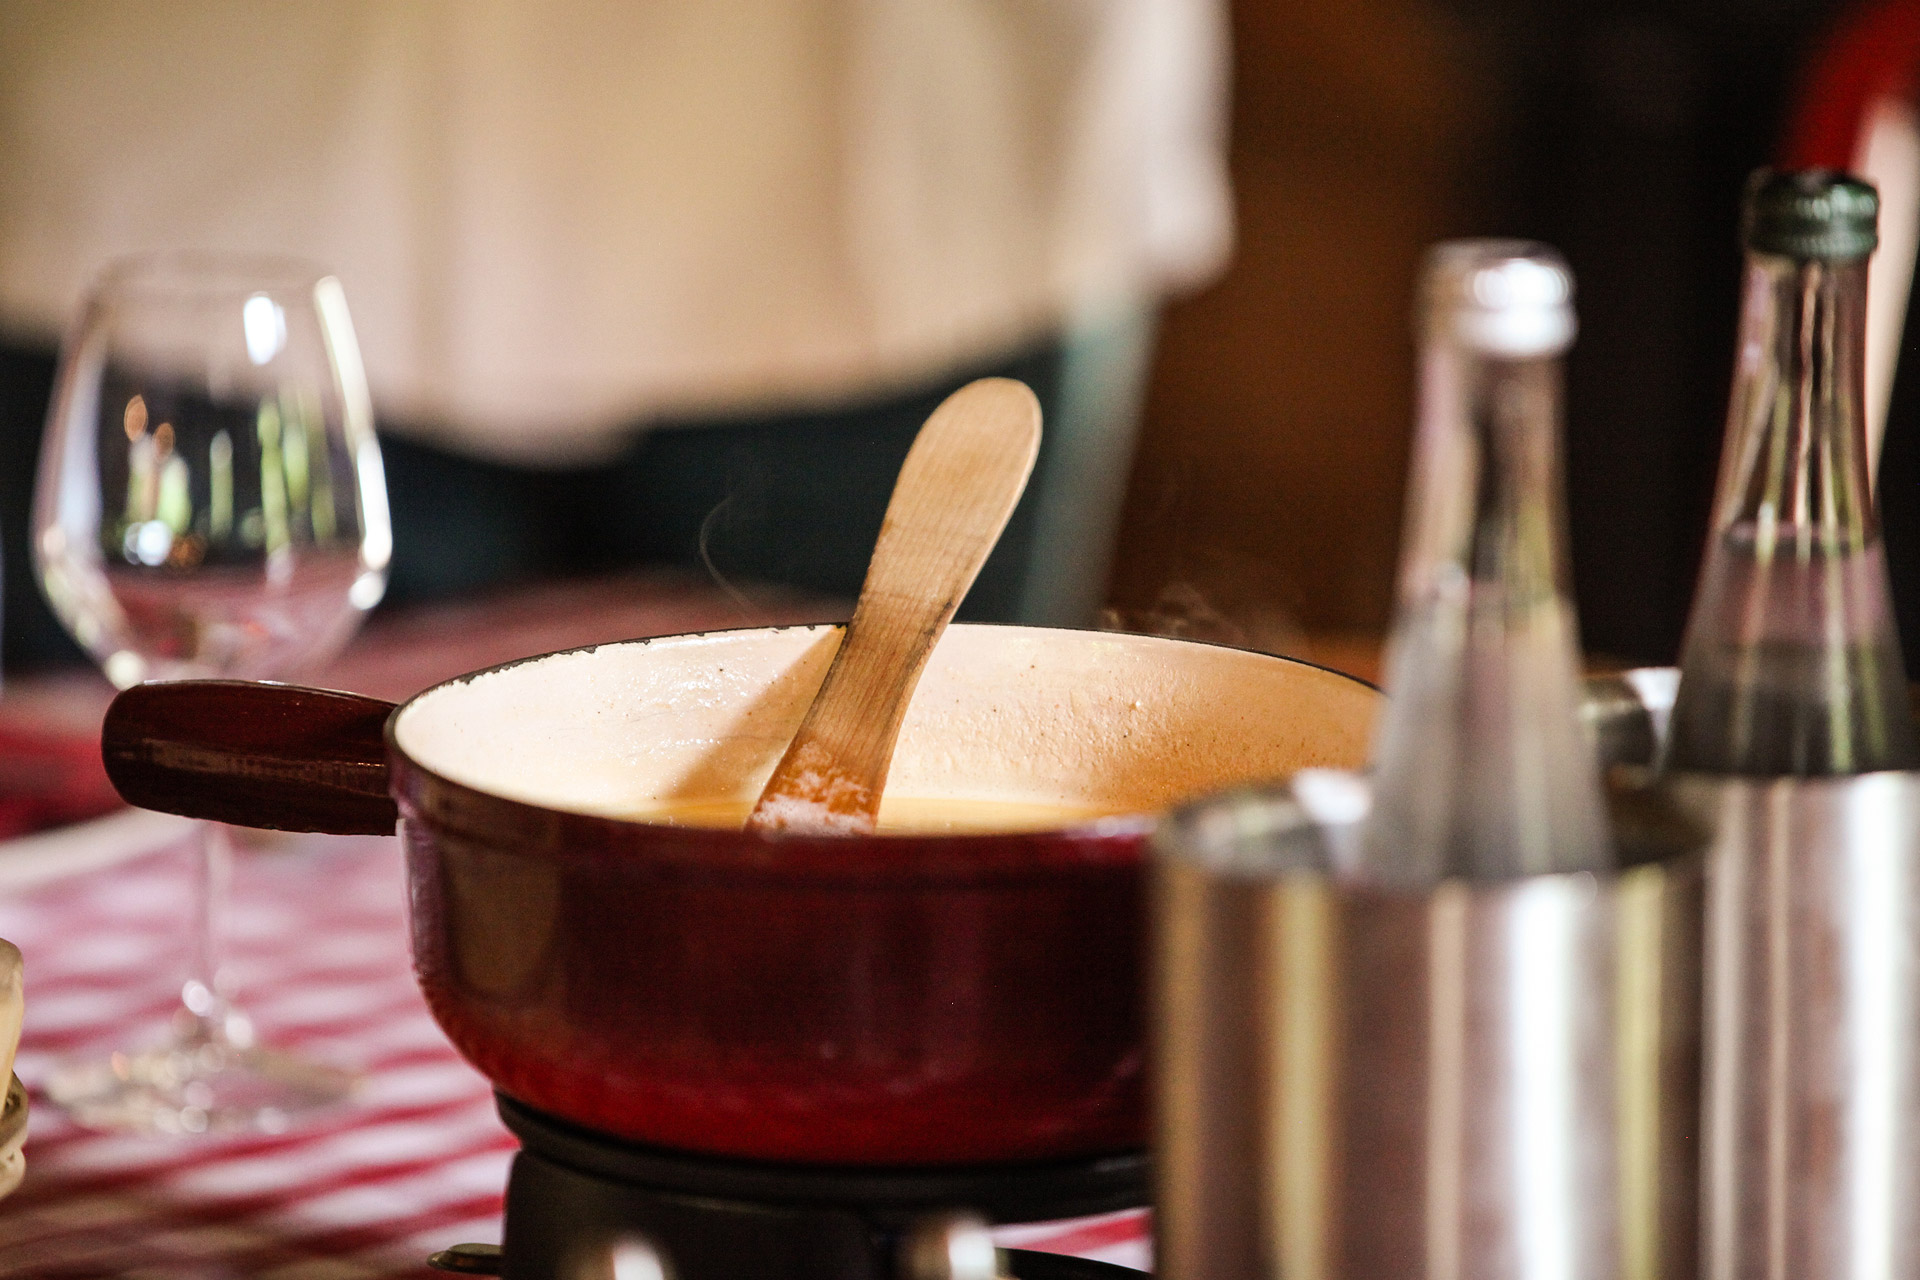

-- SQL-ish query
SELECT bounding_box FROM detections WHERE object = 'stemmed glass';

[31,254,390,1133]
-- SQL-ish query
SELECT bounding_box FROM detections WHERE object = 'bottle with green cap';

[1664,168,1919,774]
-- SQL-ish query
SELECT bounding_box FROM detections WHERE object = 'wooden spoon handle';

[747,377,1042,833]
[102,681,399,834]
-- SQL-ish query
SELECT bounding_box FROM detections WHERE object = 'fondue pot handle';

[101,680,399,835]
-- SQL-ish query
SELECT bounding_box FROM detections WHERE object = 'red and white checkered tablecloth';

[0,832,513,1278]
[0,831,1151,1278]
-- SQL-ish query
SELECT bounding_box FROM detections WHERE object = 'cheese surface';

[628,795,1124,834]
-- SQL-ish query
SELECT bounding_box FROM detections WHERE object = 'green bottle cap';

[1743,169,1878,260]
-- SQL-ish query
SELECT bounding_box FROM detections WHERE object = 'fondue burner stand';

[428,1095,1150,1280]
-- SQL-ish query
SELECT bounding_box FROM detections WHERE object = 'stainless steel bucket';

[1669,767,1920,1280]
[1151,781,1704,1280]
[1590,668,1920,1280]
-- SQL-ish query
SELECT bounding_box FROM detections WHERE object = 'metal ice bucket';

[1152,668,1920,1280]
[1151,768,1705,1280]
[1144,790,1704,1280]
[1588,670,1920,1280]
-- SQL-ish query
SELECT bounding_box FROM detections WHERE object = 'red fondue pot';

[107,624,1378,1165]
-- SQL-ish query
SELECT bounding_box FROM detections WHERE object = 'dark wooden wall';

[1110,0,1846,665]
[1108,0,1481,649]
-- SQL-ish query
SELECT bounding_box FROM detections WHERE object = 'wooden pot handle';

[102,680,399,835]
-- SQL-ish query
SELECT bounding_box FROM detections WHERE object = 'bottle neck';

[1362,318,1610,885]
[1397,335,1573,615]
[1714,252,1876,557]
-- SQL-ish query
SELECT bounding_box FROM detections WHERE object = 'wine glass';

[31,253,391,1133]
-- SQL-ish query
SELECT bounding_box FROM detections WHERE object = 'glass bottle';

[1359,241,1612,885]
[1665,170,1918,775]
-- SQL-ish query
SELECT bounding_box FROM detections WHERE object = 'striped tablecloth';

[0,832,512,1278]
[0,574,1151,1277]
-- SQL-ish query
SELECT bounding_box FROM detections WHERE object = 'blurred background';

[0,0,1873,676]
[1108,0,1854,669]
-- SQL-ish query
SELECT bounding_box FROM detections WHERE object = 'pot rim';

[382,622,1377,878]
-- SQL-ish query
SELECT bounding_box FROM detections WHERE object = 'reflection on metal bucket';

[1151,786,1703,1280]
[1667,772,1920,1280]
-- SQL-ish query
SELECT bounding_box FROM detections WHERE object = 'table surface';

[0,575,1165,1278]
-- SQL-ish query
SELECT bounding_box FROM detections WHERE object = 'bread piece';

[0,940,23,1084]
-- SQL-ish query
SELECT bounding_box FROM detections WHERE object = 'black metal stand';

[492,1094,1149,1280]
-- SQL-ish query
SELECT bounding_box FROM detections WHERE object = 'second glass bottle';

[1665,169,1918,776]
[1361,240,1612,885]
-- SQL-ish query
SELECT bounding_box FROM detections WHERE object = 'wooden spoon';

[744,377,1041,835]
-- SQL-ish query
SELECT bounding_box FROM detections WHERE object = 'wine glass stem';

[179,820,250,1049]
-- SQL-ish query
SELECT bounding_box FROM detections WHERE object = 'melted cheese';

[626,795,1125,834]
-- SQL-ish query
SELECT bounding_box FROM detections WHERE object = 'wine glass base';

[46,1040,356,1136]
